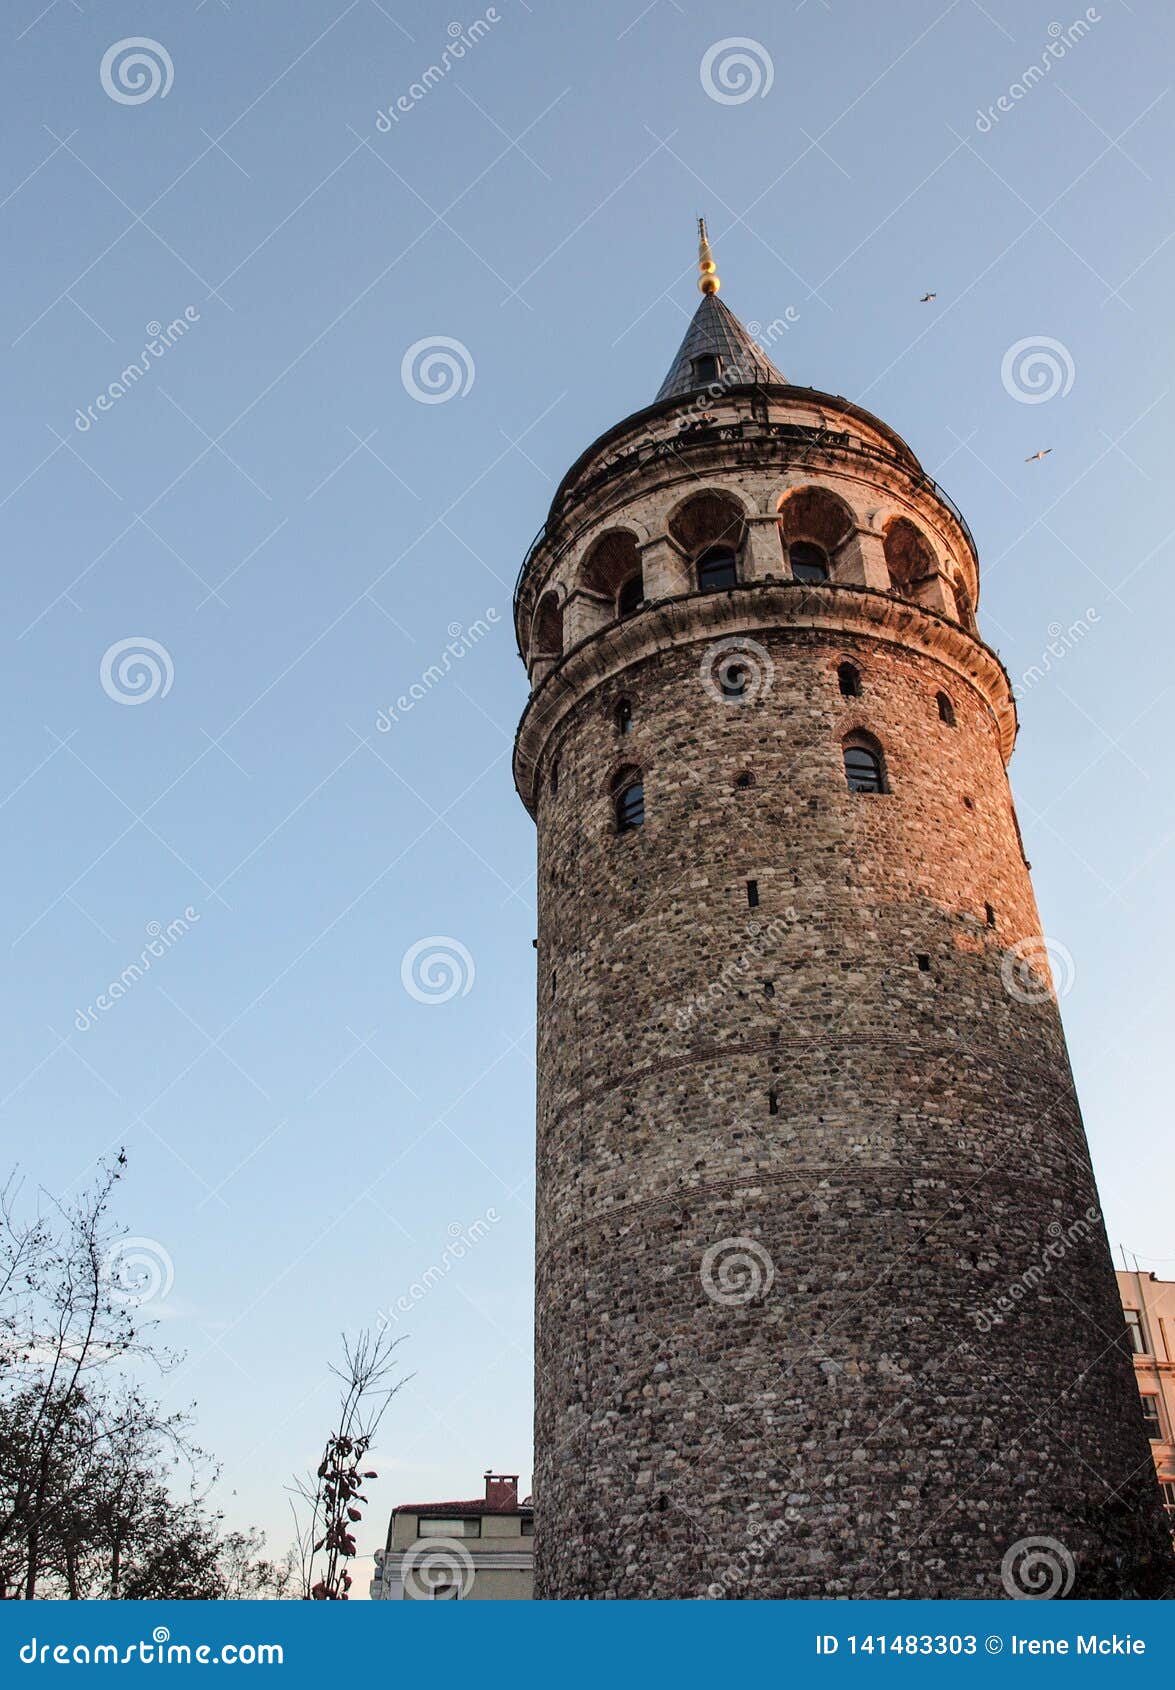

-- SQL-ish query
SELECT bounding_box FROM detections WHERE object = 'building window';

[734,771,754,789]
[843,740,886,794]
[697,547,738,593]
[418,1517,481,1538]
[789,541,829,583]
[520,1517,535,1536]
[613,769,645,833]
[549,758,558,797]
[837,662,861,698]
[615,699,633,735]
[617,573,644,617]
[1160,1481,1175,1510]
[721,661,749,701]
[985,903,997,929]
[1125,1309,1148,1355]
[433,1584,459,1600]
[1141,1395,1163,1439]
[937,691,956,726]
[692,353,721,386]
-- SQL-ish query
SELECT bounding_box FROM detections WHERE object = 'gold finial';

[697,216,719,295]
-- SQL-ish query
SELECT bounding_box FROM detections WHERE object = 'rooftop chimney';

[484,1471,519,1509]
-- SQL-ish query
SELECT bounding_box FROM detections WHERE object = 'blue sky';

[2,0,1173,1587]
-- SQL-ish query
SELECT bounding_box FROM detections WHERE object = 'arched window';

[533,592,563,660]
[789,541,829,583]
[613,768,645,833]
[843,736,886,794]
[937,691,956,726]
[697,546,737,592]
[837,662,862,698]
[615,699,633,736]
[617,572,644,617]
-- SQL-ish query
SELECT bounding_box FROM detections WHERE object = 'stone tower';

[511,227,1172,1599]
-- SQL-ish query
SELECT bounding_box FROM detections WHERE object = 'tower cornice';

[513,581,1017,814]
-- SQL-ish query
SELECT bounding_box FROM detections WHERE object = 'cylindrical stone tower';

[512,232,1173,1600]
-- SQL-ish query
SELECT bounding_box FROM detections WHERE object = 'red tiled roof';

[392,1498,533,1516]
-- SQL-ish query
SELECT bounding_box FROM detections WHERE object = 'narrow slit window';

[937,691,956,726]
[746,879,759,908]
[768,1091,779,1116]
[837,662,861,698]
[615,699,633,736]
[985,903,997,929]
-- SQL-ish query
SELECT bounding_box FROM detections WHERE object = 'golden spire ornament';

[697,216,720,295]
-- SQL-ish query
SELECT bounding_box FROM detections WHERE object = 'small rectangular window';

[985,903,997,929]
[418,1517,481,1538]
[917,955,931,972]
[520,1517,535,1536]
[1125,1309,1147,1355]
[768,1091,779,1115]
[746,879,759,909]
[1141,1395,1162,1439]
[1161,1481,1175,1510]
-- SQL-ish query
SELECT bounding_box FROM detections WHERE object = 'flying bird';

[920,291,937,302]
[1025,448,1053,463]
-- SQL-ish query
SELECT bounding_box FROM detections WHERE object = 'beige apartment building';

[1118,1270,1175,1525]
[370,1472,533,1600]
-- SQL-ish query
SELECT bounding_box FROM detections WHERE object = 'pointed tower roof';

[654,219,785,402]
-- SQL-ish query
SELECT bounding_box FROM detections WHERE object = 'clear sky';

[3,0,1173,1592]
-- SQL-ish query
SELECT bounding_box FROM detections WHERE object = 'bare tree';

[289,1329,407,1600]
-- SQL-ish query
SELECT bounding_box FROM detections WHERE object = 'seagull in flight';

[1025,448,1053,463]
[920,291,937,303]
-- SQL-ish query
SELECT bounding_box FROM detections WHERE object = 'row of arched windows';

[530,489,975,663]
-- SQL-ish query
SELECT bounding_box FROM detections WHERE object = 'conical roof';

[654,291,785,403]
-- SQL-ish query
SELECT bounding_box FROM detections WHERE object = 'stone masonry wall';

[527,618,1172,1599]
